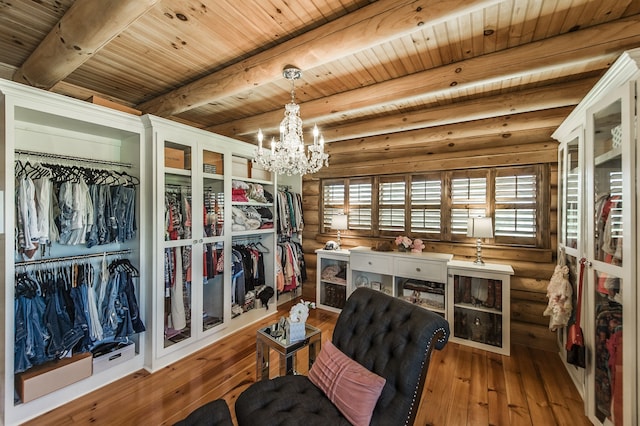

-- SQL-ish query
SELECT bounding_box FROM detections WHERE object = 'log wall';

[300,114,562,352]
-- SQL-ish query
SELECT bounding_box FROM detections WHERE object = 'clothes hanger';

[254,241,270,253]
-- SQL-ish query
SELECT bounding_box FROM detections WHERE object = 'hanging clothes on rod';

[14,253,145,375]
[165,184,192,241]
[230,241,269,317]
[276,239,306,293]
[14,159,139,259]
[164,246,190,338]
[276,189,303,236]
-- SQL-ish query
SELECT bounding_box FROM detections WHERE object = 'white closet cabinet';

[349,246,452,316]
[447,260,513,356]
[315,248,350,312]
[144,115,277,372]
[0,79,148,425]
[553,49,638,426]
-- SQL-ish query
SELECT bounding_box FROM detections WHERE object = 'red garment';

[606,330,623,425]
[232,188,248,202]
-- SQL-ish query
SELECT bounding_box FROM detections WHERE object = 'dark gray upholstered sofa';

[235,287,450,426]
[173,398,234,426]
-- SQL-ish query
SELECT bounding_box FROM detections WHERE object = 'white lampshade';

[467,217,493,238]
[331,214,348,230]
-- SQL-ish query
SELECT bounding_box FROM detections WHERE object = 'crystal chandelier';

[253,66,329,176]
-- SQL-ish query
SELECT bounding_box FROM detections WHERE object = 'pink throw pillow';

[308,341,386,426]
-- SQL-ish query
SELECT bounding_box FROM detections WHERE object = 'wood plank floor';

[25,301,591,426]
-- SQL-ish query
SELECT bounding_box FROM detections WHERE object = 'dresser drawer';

[395,258,447,282]
[350,253,392,275]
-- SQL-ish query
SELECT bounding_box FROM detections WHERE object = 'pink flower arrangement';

[395,235,413,249]
[411,238,425,252]
[394,236,424,252]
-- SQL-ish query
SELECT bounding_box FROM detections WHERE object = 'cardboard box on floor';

[16,352,92,403]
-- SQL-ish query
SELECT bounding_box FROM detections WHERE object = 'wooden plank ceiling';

[1,0,639,166]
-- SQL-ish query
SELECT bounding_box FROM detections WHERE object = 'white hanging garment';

[171,246,187,330]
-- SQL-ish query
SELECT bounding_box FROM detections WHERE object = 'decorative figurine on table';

[285,300,315,342]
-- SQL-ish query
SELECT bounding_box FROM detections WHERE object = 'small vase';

[397,246,409,252]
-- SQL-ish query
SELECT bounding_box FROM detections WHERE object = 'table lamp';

[331,213,348,249]
[467,217,493,265]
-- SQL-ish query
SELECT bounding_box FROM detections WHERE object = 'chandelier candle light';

[254,66,329,176]
[467,217,493,265]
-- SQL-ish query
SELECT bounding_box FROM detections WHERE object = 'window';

[410,174,441,237]
[450,170,489,238]
[320,165,547,248]
[322,180,345,229]
[321,178,373,235]
[379,176,406,233]
[494,167,539,245]
[348,178,373,230]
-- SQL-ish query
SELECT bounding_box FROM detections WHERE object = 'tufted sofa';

[235,287,450,425]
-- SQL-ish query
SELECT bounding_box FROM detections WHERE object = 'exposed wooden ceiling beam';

[137,0,502,117]
[209,15,640,138]
[326,107,573,155]
[326,77,594,141]
[327,130,559,165]
[315,142,558,178]
[12,0,160,90]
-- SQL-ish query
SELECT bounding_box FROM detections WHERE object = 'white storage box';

[286,319,306,343]
[251,165,271,181]
[92,343,135,375]
[232,157,249,178]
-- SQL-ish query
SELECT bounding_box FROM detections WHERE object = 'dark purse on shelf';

[566,258,586,368]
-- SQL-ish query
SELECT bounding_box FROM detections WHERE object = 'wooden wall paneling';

[510,299,549,326]
[511,322,558,352]
[294,66,562,353]
[328,127,560,164]
[512,288,548,304]
[511,276,550,294]
[322,149,558,178]
[317,120,561,169]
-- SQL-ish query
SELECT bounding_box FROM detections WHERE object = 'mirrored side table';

[256,323,322,380]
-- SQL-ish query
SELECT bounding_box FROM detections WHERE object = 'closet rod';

[15,249,132,267]
[15,149,133,168]
[232,235,266,244]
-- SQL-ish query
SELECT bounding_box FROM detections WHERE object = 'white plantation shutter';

[608,171,623,242]
[379,179,405,231]
[318,166,544,248]
[495,171,537,241]
[565,169,579,245]
[451,175,487,236]
[322,181,345,229]
[349,180,372,230]
[410,177,441,234]
[452,177,486,203]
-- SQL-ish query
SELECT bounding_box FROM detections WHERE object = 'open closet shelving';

[0,79,291,424]
[0,79,148,425]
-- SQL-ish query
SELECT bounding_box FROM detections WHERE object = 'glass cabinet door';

[559,132,581,252]
[318,253,348,310]
[451,273,504,349]
[201,149,225,332]
[585,85,632,426]
[163,141,194,348]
